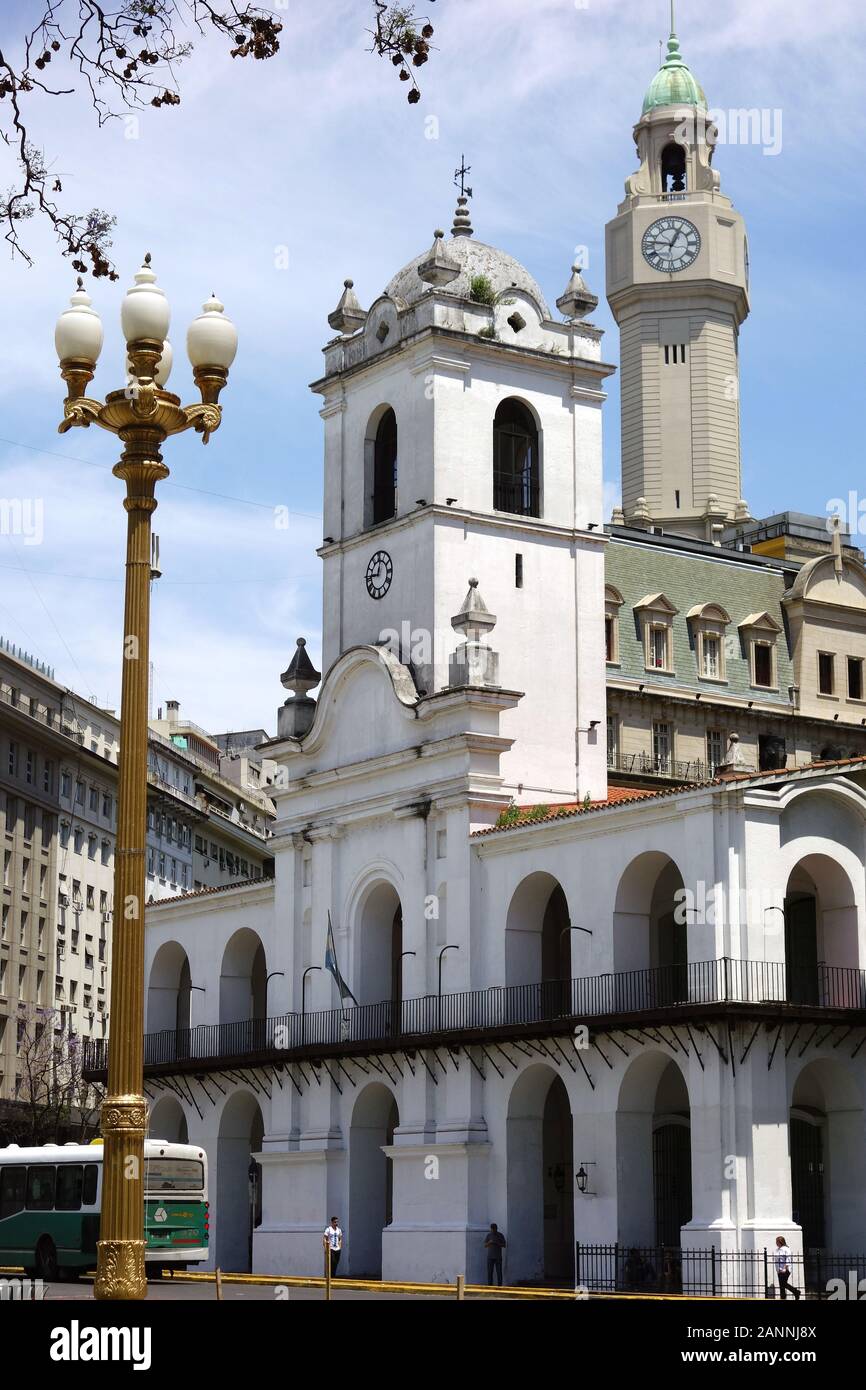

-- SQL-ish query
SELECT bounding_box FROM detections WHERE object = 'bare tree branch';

[0,1,437,276]
[3,1008,104,1145]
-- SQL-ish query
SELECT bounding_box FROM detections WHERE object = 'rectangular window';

[102,792,112,819]
[650,626,668,669]
[605,615,614,662]
[8,742,17,776]
[848,657,864,701]
[515,553,524,589]
[707,729,725,774]
[753,642,773,688]
[653,721,672,774]
[56,1165,84,1211]
[83,1164,99,1206]
[89,787,98,812]
[43,761,53,794]
[75,780,85,804]
[26,1166,56,1210]
[703,635,720,679]
[818,652,835,696]
[607,714,618,768]
[61,771,71,799]
[0,1166,26,1220]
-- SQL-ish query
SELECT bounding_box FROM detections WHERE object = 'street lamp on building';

[55,258,237,1301]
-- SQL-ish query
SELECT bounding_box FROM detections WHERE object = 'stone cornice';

[317,505,610,558]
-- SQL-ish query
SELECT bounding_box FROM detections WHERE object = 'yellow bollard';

[456,1274,465,1301]
[215,1267,223,1301]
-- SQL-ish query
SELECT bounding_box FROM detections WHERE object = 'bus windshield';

[145,1158,204,1192]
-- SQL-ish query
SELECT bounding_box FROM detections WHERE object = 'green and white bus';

[0,1138,208,1280]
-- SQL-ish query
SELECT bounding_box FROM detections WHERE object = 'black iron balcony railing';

[607,750,709,782]
[83,958,866,1075]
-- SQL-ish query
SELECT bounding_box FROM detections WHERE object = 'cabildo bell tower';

[605,11,751,541]
[311,193,615,803]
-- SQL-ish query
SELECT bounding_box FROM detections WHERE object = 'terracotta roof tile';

[473,754,866,838]
[146,875,273,907]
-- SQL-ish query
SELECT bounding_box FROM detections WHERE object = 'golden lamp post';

[54,258,238,1299]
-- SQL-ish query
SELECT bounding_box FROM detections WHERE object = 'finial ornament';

[418,229,461,286]
[328,277,367,335]
[831,513,844,579]
[451,196,473,238]
[449,577,499,688]
[557,263,599,321]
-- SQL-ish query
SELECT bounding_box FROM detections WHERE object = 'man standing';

[484,1223,507,1286]
[774,1236,801,1300]
[323,1216,343,1277]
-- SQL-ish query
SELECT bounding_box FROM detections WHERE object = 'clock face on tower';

[641,216,701,273]
[365,550,393,600]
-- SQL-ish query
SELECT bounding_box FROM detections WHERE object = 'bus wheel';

[36,1238,59,1282]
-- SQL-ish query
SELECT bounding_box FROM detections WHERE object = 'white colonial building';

[106,21,866,1290]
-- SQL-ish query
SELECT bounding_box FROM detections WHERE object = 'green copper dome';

[642,30,706,113]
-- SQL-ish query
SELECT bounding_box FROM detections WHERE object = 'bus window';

[56,1164,84,1211]
[145,1158,204,1192]
[26,1166,56,1211]
[0,1166,26,1219]
[83,1164,99,1207]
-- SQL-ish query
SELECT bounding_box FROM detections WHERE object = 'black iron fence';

[575,1243,866,1299]
[83,957,866,1074]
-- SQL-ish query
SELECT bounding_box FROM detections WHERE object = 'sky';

[1,0,865,734]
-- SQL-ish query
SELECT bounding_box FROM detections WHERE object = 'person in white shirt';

[774,1236,801,1300]
[323,1216,343,1276]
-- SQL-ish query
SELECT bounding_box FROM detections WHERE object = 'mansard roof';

[605,535,794,703]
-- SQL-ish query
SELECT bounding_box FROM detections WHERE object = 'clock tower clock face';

[641,216,701,273]
[365,550,393,600]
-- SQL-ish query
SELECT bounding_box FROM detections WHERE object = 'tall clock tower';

[605,19,751,540]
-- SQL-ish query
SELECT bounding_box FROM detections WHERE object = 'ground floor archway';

[216,1091,264,1272]
[506,1064,575,1284]
[347,1083,399,1277]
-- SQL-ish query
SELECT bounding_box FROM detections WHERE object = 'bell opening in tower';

[661,143,687,194]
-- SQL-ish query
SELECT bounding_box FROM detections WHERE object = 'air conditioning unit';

[59,893,69,908]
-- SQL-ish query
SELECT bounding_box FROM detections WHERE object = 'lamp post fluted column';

[95,429,167,1300]
[54,260,237,1299]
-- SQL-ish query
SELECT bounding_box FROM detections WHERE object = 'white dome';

[385,233,551,318]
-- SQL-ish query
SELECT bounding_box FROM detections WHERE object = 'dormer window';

[688,603,731,682]
[635,592,679,674]
[605,586,624,664]
[739,612,783,691]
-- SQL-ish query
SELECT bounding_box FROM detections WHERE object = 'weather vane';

[454,154,473,200]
